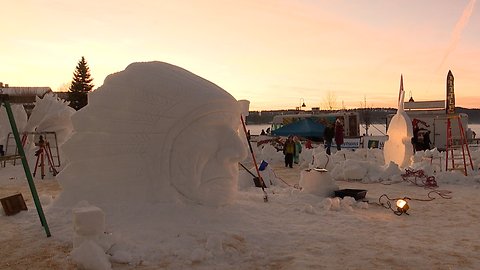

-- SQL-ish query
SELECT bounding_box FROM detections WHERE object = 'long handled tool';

[239,162,266,188]
[240,116,268,202]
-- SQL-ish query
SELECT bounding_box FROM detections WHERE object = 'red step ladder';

[33,140,58,179]
[445,115,473,175]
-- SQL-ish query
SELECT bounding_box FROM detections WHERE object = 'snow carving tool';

[240,116,268,202]
[239,162,267,188]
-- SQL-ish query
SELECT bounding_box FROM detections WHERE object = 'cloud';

[437,0,477,71]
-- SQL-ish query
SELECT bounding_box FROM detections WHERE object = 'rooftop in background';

[0,82,52,97]
[0,82,53,115]
[404,100,445,112]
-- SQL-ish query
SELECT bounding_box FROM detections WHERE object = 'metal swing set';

[0,94,51,237]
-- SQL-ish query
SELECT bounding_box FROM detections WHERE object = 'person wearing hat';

[283,135,296,168]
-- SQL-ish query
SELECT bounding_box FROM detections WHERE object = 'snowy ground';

[1,62,480,269]
[1,156,480,270]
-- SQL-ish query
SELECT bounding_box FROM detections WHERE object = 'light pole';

[299,98,306,111]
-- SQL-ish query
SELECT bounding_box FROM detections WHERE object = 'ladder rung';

[448,168,466,171]
[447,152,470,156]
[448,146,464,149]
[448,147,469,150]
[452,163,472,167]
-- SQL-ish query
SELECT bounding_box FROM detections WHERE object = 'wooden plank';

[0,193,28,216]
[0,155,22,161]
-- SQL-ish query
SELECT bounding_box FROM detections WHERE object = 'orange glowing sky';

[1,0,479,110]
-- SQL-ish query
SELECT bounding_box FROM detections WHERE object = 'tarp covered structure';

[271,118,325,138]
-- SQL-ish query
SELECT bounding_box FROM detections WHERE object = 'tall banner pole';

[446,70,455,115]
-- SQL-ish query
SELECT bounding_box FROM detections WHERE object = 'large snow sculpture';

[24,93,76,146]
[383,75,413,168]
[55,61,247,209]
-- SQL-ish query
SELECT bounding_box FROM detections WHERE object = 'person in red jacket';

[334,119,344,151]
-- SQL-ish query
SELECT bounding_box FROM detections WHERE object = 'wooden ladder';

[445,115,473,175]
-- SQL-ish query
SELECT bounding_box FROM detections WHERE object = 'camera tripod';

[33,141,58,179]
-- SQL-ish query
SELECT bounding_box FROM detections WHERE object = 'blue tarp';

[271,118,325,138]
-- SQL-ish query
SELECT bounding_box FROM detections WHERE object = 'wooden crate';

[1,193,28,216]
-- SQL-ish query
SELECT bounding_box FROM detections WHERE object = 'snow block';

[299,169,338,197]
[73,204,105,236]
[71,240,112,270]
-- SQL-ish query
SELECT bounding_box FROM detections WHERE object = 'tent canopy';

[271,118,325,138]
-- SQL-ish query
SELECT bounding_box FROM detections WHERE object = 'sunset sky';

[1,0,479,110]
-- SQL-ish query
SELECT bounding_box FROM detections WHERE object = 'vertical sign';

[446,70,455,114]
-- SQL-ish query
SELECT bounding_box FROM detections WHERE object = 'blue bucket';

[259,160,268,171]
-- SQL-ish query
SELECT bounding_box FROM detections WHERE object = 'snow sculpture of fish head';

[383,75,413,168]
[24,93,76,145]
[57,61,248,209]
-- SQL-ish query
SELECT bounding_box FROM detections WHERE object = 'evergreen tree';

[68,56,94,110]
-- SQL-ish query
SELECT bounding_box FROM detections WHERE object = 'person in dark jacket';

[334,119,344,151]
[323,123,335,155]
[423,130,432,151]
[283,136,296,168]
[411,126,420,153]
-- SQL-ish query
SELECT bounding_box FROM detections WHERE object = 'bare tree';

[360,96,372,136]
[322,91,337,110]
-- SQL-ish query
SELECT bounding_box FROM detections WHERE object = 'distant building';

[0,82,53,116]
[54,91,69,101]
